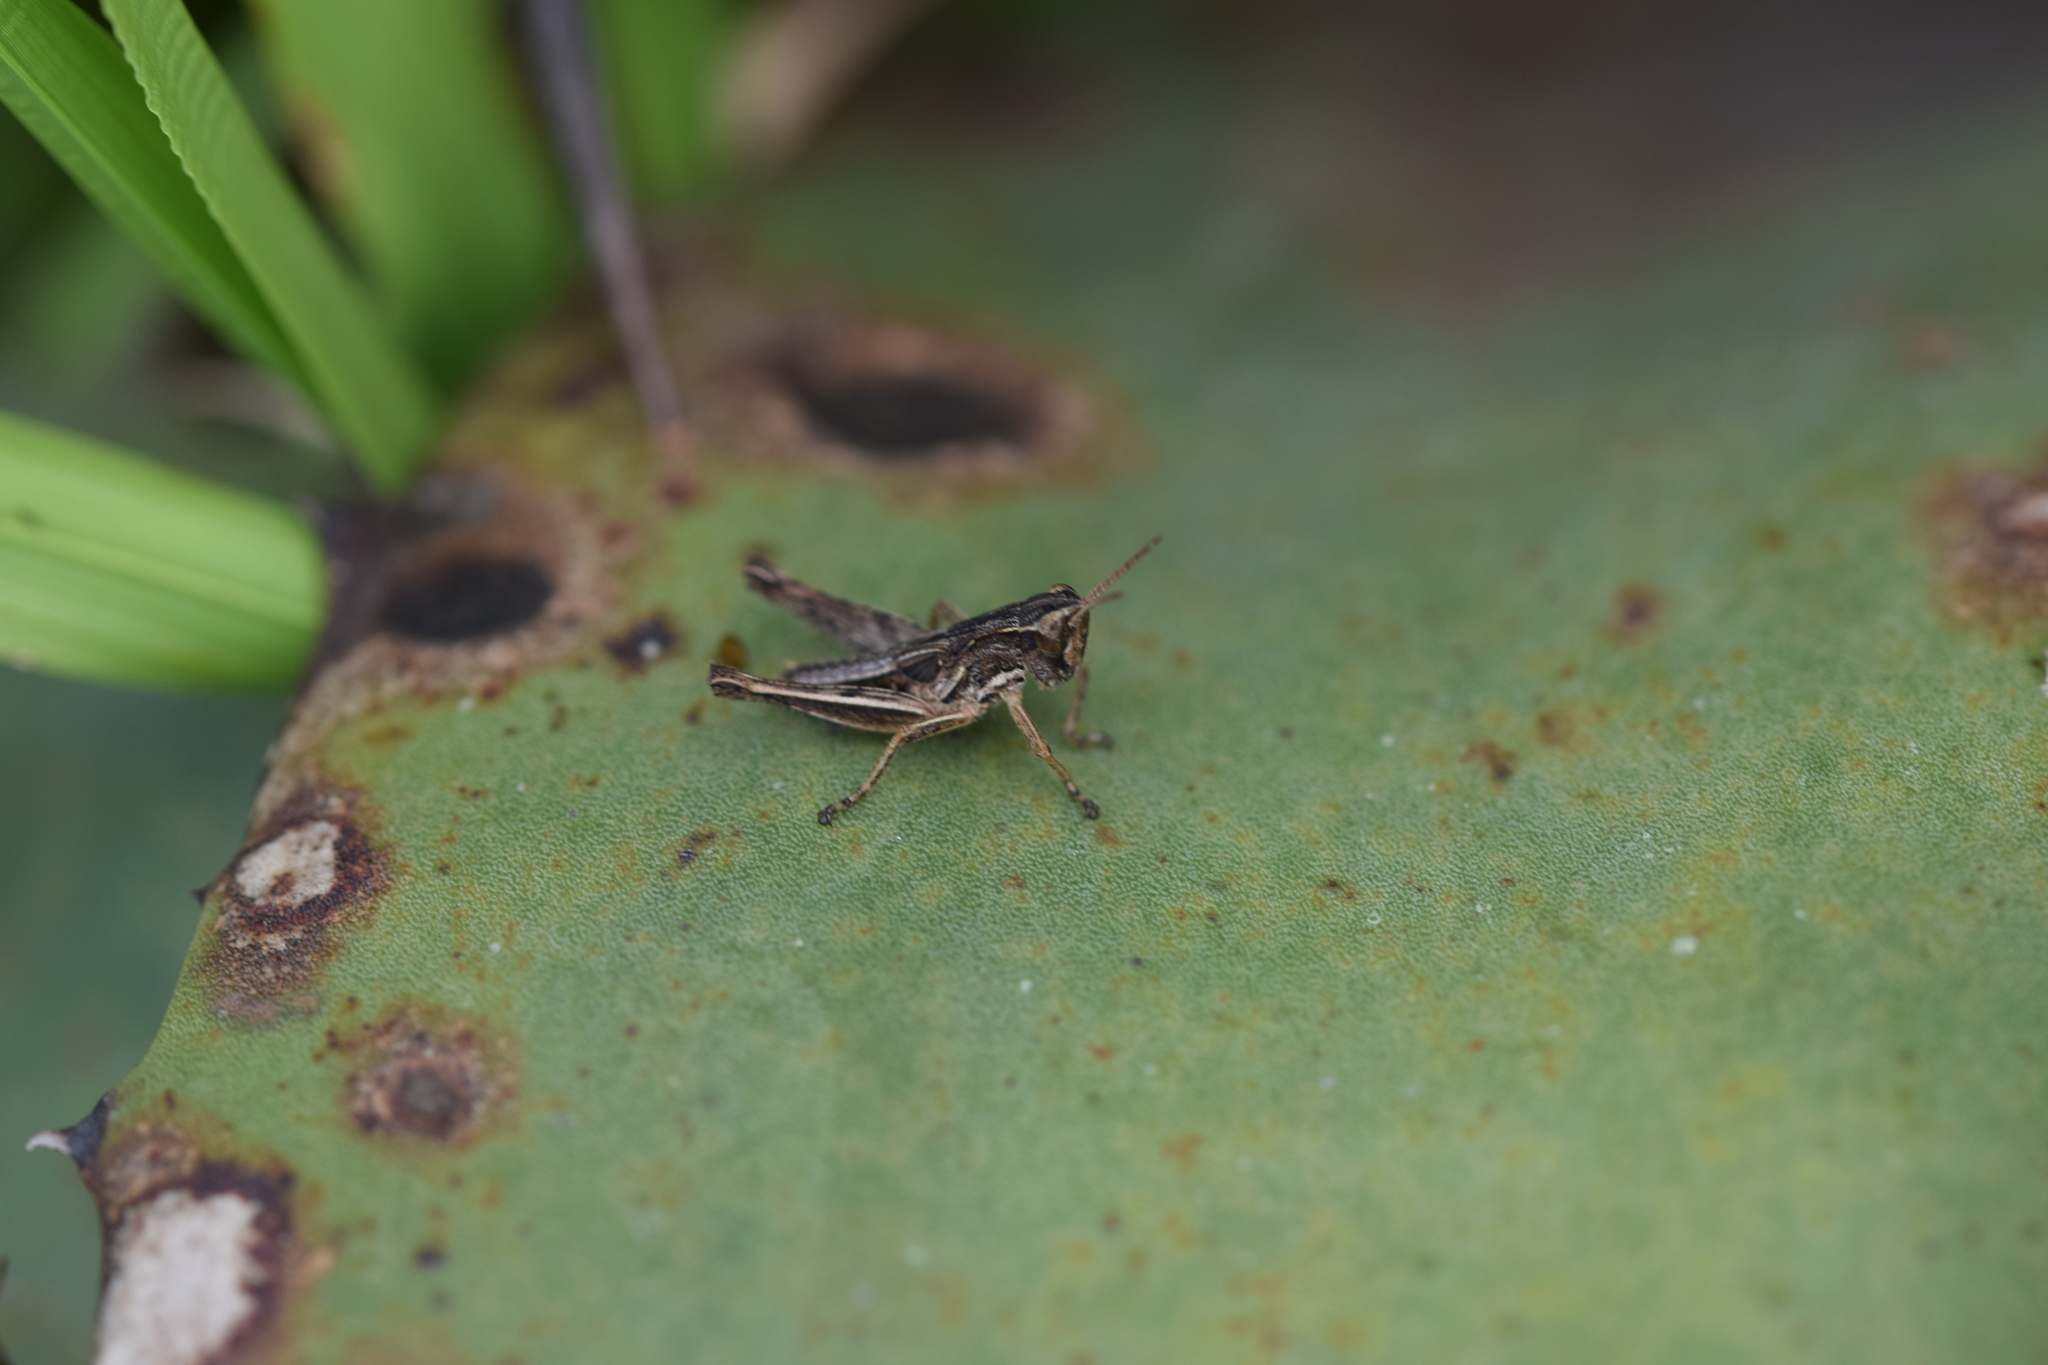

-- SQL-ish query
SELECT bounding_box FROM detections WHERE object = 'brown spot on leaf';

[1924,457,2048,636]
[341,1003,517,1147]
[1160,1133,1203,1171]
[1604,584,1665,643]
[1461,739,1517,785]
[714,633,749,670]
[1901,318,1969,372]
[201,788,389,1024]
[604,613,681,673]
[362,723,413,751]
[1534,705,1586,752]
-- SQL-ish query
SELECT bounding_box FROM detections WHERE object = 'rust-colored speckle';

[672,828,719,870]
[1086,1042,1117,1061]
[1757,525,1789,551]
[201,787,389,1025]
[1924,457,2048,637]
[1901,318,1969,372]
[1535,705,1586,752]
[1092,824,1123,848]
[604,613,681,673]
[1604,584,1665,643]
[340,1003,518,1147]
[362,723,414,751]
[715,633,750,670]
[1160,1133,1203,1171]
[1461,740,1518,785]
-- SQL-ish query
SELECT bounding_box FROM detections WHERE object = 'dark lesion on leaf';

[336,1002,518,1148]
[604,612,682,673]
[380,554,555,643]
[704,313,1132,507]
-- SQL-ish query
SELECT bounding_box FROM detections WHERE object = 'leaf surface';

[61,32,2048,1365]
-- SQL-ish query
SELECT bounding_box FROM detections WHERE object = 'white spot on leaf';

[96,1189,266,1365]
[233,821,340,910]
[1671,934,1700,958]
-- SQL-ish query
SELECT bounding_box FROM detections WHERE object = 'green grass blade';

[590,0,734,204]
[100,0,437,492]
[0,0,302,386]
[0,408,322,692]
[249,0,573,392]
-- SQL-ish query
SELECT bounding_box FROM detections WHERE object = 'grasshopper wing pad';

[743,559,928,654]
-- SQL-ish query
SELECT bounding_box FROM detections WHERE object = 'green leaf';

[41,23,2048,1364]
[248,0,573,391]
[591,0,735,204]
[0,0,302,386]
[0,408,322,691]
[100,0,437,491]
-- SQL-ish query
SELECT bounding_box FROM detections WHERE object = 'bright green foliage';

[81,73,2048,1364]
[0,408,322,690]
[591,0,736,205]
[100,0,436,491]
[247,0,574,392]
[0,0,302,386]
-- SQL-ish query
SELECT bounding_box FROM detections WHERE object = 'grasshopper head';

[1027,537,1161,686]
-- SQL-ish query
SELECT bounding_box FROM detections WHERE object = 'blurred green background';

[0,27,322,1354]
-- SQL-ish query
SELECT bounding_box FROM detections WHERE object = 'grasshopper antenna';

[1076,536,1162,617]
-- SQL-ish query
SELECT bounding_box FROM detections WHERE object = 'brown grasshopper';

[709,538,1160,825]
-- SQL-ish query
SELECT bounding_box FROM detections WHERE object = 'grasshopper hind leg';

[817,704,986,826]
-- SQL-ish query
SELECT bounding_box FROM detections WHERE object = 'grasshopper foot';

[1081,797,1100,820]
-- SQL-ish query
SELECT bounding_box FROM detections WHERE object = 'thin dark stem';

[516,0,695,493]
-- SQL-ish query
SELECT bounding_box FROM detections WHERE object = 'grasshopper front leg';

[1060,666,1114,750]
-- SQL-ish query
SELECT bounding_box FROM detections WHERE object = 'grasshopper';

[709,538,1160,825]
